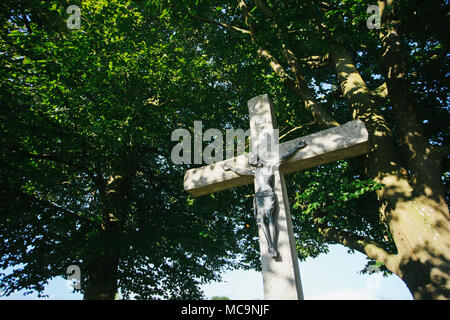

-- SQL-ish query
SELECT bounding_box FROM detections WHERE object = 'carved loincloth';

[254,189,276,225]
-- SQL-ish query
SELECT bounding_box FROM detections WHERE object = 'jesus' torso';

[254,165,275,194]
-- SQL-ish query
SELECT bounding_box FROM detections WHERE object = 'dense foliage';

[0,0,260,299]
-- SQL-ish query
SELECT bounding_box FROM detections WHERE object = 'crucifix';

[183,94,369,300]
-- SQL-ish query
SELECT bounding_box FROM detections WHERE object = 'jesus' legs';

[262,213,278,258]
[255,192,278,258]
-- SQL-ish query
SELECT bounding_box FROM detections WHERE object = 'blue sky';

[0,244,412,300]
[202,244,412,300]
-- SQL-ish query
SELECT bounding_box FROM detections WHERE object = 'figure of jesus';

[223,140,307,258]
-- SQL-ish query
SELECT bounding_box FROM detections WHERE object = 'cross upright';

[183,94,369,300]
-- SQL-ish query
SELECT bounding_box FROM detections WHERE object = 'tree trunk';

[83,173,129,300]
[374,165,450,299]
[84,252,120,300]
[385,192,450,299]
[331,45,450,299]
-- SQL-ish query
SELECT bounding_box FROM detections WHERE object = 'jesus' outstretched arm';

[222,164,254,176]
[273,140,307,166]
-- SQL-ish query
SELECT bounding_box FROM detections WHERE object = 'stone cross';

[183,94,369,300]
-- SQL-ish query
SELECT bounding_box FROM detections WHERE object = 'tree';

[0,0,258,299]
[164,0,450,299]
[1,0,448,300]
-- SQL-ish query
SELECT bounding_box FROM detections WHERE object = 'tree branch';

[318,225,400,272]
[3,143,95,180]
[279,122,316,141]
[376,1,439,191]
[299,54,330,70]
[237,0,258,38]
[371,82,388,98]
[428,140,450,163]
[330,45,377,118]
[258,48,339,128]
[253,0,274,17]
[189,14,251,35]
[23,15,33,34]
[235,0,339,128]
[19,189,99,227]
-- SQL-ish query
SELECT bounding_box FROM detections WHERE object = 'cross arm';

[183,120,369,197]
[183,153,254,197]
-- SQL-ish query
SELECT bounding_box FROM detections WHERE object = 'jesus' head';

[248,153,263,168]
